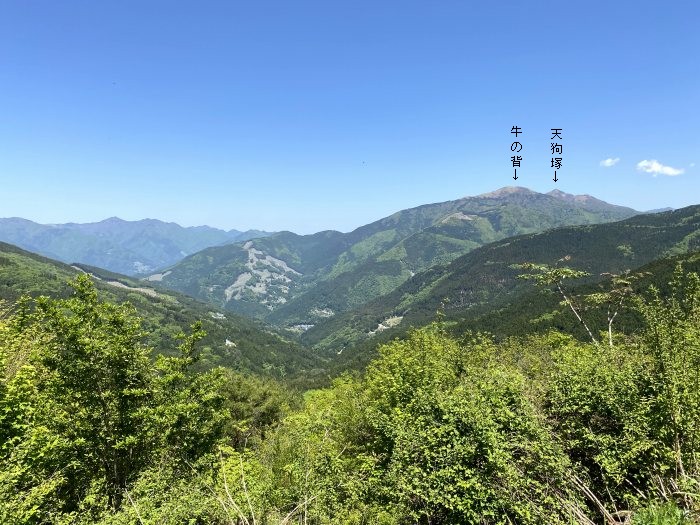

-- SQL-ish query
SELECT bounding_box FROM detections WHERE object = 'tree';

[584,270,646,347]
[513,257,598,345]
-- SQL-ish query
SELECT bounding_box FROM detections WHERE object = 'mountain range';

[1,186,697,382]
[150,187,641,327]
[0,217,273,276]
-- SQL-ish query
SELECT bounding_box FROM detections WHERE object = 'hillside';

[0,241,319,377]
[303,205,700,358]
[326,249,700,374]
[0,217,273,276]
[153,187,639,326]
[460,249,700,340]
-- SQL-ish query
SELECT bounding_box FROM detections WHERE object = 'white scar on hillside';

[224,241,302,305]
[440,212,477,223]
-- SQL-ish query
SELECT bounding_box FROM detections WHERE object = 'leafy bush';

[0,276,227,522]
[633,501,693,525]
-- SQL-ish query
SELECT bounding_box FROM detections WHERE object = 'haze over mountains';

[0,216,273,276]
[151,187,641,325]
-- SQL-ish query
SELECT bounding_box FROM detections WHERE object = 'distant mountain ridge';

[0,216,274,276]
[153,186,642,326]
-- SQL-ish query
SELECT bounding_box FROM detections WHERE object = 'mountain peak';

[547,189,597,204]
[476,186,536,198]
[547,189,570,198]
[100,216,126,224]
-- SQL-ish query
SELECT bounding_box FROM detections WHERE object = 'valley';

[4,188,697,378]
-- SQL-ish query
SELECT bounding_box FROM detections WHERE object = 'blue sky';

[1,1,698,233]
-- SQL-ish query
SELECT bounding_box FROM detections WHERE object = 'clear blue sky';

[1,1,698,233]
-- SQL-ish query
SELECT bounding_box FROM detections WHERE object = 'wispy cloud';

[636,159,684,177]
[599,157,620,167]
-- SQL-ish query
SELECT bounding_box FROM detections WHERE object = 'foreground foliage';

[2,265,700,523]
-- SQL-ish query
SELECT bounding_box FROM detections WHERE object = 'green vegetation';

[156,187,639,326]
[306,205,700,361]
[0,276,293,523]
[0,241,321,379]
[2,257,700,522]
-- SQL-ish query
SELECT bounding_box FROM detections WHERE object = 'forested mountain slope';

[3,256,699,523]
[329,249,700,373]
[0,241,318,376]
[154,187,639,325]
[304,205,700,357]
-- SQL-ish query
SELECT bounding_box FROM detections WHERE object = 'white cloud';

[690,162,696,168]
[599,157,620,167]
[636,159,684,177]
